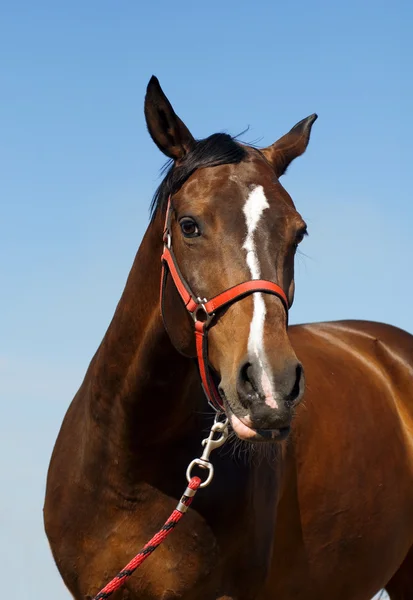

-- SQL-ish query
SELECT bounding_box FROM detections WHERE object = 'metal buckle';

[186,414,229,488]
[163,230,171,249]
[192,298,215,327]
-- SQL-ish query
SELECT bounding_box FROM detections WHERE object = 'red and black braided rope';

[92,476,201,599]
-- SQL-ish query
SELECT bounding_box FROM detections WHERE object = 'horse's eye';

[293,235,302,249]
[180,218,200,238]
[293,227,308,249]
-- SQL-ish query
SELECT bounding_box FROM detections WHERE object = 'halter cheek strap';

[160,196,289,411]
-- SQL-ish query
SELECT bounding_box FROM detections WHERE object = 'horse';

[44,76,413,600]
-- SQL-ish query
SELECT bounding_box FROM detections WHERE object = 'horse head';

[145,76,317,442]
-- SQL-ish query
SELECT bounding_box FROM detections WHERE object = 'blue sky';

[0,1,410,597]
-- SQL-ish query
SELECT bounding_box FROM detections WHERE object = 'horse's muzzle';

[219,357,305,442]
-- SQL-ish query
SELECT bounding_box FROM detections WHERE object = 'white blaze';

[242,185,277,408]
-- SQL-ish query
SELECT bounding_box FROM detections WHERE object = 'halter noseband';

[160,196,290,411]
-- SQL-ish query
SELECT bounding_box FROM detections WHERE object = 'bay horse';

[44,76,413,600]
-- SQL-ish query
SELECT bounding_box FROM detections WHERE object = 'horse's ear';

[262,114,318,177]
[144,76,196,161]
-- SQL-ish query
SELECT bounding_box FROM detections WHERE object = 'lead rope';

[92,415,229,599]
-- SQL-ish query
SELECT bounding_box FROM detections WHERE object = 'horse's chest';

[81,491,277,600]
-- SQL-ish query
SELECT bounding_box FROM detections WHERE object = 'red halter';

[160,196,289,411]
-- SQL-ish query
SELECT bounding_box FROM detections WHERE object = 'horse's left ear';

[144,75,196,161]
[262,114,318,177]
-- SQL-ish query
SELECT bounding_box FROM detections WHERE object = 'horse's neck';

[85,214,201,448]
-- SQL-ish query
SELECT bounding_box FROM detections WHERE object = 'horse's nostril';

[240,362,253,391]
[237,361,258,408]
[285,363,303,406]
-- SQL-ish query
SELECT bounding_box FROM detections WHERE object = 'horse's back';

[293,318,413,367]
[266,320,413,600]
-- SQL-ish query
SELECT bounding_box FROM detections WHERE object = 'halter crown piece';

[160,195,290,411]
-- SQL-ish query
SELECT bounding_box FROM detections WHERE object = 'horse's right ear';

[144,76,196,161]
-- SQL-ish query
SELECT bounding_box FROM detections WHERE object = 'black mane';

[150,133,247,218]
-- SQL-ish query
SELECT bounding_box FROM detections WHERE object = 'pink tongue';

[230,413,257,439]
